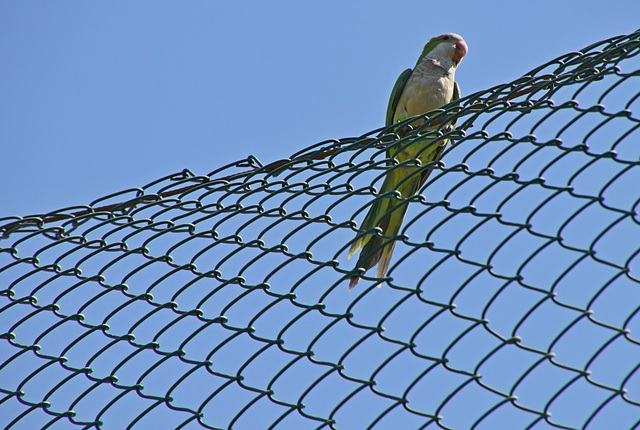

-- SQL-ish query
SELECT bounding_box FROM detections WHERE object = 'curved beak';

[453,40,468,63]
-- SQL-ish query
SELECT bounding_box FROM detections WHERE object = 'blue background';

[1,1,638,217]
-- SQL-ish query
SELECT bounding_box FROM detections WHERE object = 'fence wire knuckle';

[1,29,640,429]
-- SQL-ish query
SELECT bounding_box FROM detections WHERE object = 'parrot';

[347,33,468,290]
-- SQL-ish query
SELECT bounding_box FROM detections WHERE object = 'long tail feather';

[348,137,448,290]
[349,170,421,289]
[347,167,401,259]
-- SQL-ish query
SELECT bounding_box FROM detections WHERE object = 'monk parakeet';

[348,33,468,290]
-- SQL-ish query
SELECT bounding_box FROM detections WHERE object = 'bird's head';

[417,33,468,68]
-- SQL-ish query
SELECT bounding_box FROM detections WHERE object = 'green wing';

[450,80,461,128]
[385,68,412,127]
[452,81,461,106]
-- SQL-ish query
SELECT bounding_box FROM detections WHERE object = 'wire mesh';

[1,29,640,430]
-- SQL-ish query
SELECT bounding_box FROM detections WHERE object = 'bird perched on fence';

[348,33,468,290]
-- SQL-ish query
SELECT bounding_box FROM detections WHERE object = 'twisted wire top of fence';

[1,29,639,430]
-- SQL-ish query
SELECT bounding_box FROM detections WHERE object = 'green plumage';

[348,34,466,290]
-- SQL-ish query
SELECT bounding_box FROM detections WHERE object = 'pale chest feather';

[394,67,455,123]
[390,64,456,163]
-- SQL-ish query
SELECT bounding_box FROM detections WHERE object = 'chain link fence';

[1,29,640,429]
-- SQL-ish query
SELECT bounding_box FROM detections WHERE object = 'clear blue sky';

[1,1,638,218]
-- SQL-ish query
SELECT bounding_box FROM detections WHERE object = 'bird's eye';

[442,35,449,41]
